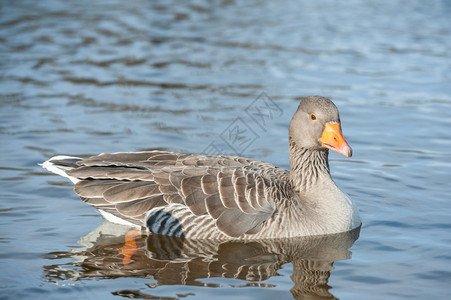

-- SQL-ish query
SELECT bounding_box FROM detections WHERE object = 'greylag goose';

[42,96,361,239]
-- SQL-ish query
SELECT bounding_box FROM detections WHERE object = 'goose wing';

[67,151,281,238]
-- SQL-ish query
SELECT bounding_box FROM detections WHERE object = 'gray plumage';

[42,96,361,239]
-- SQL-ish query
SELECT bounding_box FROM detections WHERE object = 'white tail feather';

[40,155,82,184]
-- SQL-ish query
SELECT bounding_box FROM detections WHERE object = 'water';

[1,0,450,299]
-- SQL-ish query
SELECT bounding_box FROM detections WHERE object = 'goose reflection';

[45,222,360,299]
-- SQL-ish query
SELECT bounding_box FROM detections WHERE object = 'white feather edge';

[41,155,143,228]
[40,155,82,184]
[98,210,140,228]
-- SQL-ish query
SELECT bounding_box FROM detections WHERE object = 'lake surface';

[1,0,451,299]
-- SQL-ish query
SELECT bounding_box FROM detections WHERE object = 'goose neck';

[288,138,331,192]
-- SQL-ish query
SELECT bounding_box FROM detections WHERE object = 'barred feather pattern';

[56,151,292,239]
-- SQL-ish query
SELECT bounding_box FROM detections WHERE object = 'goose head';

[289,96,352,157]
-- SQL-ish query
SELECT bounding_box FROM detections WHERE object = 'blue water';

[1,0,451,299]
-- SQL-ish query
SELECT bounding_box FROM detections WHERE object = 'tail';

[40,155,83,184]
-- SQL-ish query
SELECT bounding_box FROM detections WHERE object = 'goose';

[41,96,361,239]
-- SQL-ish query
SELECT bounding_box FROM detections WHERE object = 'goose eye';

[309,113,317,121]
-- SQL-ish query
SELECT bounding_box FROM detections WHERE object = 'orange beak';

[319,122,352,157]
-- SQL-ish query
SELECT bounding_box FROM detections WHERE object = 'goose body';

[42,96,361,239]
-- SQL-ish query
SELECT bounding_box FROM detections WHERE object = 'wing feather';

[116,194,167,217]
[164,193,184,204]
[205,193,226,219]
[201,174,218,194]
[59,151,281,238]
[218,176,238,209]
[233,170,257,214]
[103,182,161,203]
[74,180,119,197]
[169,170,184,189]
